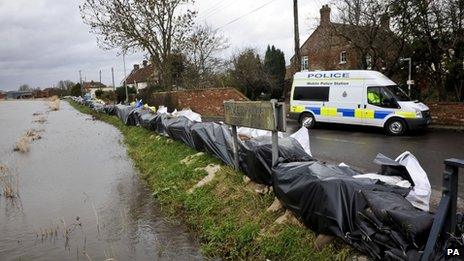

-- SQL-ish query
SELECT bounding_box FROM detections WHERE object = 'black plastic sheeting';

[115,104,134,125]
[126,108,154,126]
[272,160,434,260]
[148,114,171,136]
[191,122,235,166]
[139,112,157,130]
[104,105,117,116]
[239,136,313,185]
[374,153,415,186]
[166,116,196,148]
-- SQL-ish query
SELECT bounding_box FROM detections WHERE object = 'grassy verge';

[68,100,352,260]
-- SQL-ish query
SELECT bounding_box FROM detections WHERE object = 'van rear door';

[291,85,328,122]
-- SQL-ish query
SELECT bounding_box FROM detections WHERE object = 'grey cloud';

[0,0,324,90]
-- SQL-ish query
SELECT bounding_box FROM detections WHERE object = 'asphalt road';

[287,121,464,198]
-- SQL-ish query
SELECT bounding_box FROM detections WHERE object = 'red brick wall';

[151,88,249,116]
[427,103,464,126]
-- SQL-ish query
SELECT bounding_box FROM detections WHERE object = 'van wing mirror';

[382,98,399,108]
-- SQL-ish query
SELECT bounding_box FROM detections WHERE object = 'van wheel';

[385,118,407,136]
[299,113,315,129]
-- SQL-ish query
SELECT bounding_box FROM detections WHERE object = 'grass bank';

[68,101,352,260]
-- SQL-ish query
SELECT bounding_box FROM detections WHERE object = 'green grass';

[68,100,353,260]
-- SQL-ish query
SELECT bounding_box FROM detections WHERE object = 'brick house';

[124,60,158,91]
[83,81,113,98]
[289,5,401,78]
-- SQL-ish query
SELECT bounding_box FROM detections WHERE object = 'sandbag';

[139,113,157,130]
[149,114,170,136]
[238,136,313,185]
[190,122,235,166]
[126,108,154,126]
[115,104,134,125]
[272,161,423,260]
[104,105,117,115]
[374,152,431,211]
[165,116,196,148]
[272,160,410,236]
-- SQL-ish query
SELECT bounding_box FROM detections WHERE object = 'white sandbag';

[157,106,168,114]
[289,127,312,157]
[236,127,285,139]
[174,109,202,122]
[353,173,411,188]
[396,151,431,212]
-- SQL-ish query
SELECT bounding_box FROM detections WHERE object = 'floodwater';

[0,100,202,260]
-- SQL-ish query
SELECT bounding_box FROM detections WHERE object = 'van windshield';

[384,85,410,101]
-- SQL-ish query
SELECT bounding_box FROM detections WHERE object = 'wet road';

[0,100,201,260]
[287,121,464,198]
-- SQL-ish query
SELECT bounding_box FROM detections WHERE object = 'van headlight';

[415,109,423,118]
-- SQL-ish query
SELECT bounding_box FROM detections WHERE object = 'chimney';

[320,5,331,26]
[133,64,140,70]
[142,60,148,67]
[380,14,390,30]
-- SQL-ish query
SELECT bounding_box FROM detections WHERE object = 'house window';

[365,54,372,70]
[340,51,347,64]
[301,56,309,70]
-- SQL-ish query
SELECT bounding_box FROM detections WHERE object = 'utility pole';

[123,52,129,103]
[293,0,301,73]
[99,70,102,89]
[111,67,115,91]
[79,70,83,96]
[400,57,413,97]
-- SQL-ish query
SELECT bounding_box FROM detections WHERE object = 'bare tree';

[391,0,464,101]
[57,80,75,92]
[80,0,196,88]
[335,0,407,76]
[18,84,31,91]
[180,24,229,88]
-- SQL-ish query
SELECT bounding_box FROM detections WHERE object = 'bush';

[100,90,117,102]
[95,89,104,98]
[116,86,137,103]
[70,83,82,97]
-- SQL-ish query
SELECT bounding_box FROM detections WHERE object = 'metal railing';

[421,158,464,260]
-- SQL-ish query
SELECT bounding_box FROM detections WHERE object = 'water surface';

[0,100,202,260]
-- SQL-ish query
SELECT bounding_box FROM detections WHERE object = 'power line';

[217,0,279,30]
[201,0,236,21]
[200,0,228,15]
[197,0,235,21]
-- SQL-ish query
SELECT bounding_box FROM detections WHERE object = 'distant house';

[83,81,113,98]
[6,91,33,99]
[288,5,399,77]
[33,89,50,98]
[0,91,5,100]
[124,60,158,91]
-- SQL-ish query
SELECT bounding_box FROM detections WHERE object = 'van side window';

[293,86,329,101]
[367,86,399,108]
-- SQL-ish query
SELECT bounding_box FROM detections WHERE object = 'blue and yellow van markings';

[337,108,355,117]
[307,107,321,115]
[290,106,405,119]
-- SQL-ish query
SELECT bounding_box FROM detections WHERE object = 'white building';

[123,60,158,92]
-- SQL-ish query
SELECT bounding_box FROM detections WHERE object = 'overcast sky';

[0,0,331,91]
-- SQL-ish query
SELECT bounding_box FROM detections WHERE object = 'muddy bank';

[0,100,201,260]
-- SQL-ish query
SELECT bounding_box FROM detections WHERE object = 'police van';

[289,70,431,135]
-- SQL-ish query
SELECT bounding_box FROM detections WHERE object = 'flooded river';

[0,100,202,260]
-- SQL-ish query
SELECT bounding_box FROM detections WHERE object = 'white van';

[289,70,431,135]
